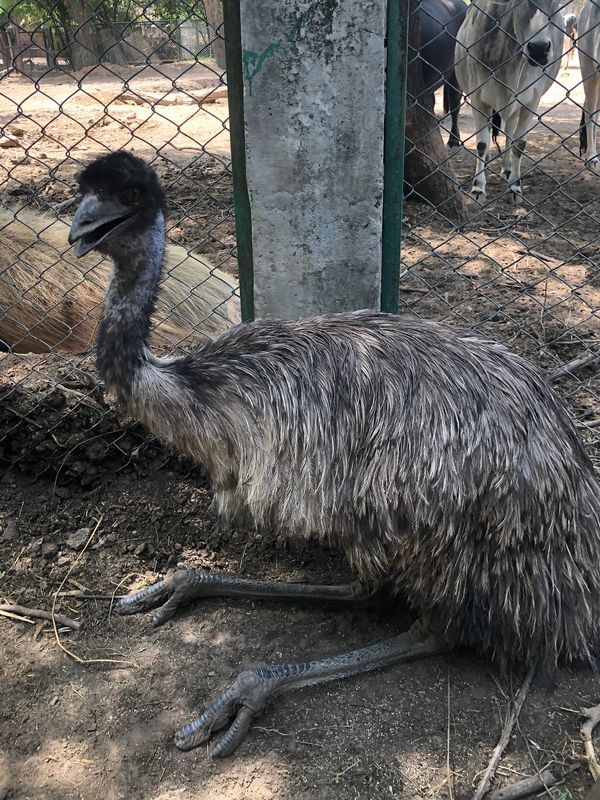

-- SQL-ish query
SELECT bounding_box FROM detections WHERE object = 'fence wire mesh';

[0,0,239,485]
[0,0,598,490]
[404,0,600,466]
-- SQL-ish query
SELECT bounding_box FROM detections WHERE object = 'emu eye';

[124,187,142,204]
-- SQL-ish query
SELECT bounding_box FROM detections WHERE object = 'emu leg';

[116,569,389,626]
[175,619,449,757]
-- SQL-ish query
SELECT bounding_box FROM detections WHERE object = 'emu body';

[0,208,239,353]
[70,152,600,757]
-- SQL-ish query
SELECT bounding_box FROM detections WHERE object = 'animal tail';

[579,108,587,156]
[0,208,240,354]
[491,111,502,145]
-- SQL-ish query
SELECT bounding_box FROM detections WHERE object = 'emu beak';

[68,194,134,257]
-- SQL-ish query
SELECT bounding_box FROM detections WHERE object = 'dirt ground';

[0,58,599,800]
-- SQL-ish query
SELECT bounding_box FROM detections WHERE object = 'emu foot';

[174,623,449,758]
[116,570,214,627]
[116,569,388,627]
[175,666,278,757]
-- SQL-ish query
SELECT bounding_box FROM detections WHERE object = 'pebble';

[1,518,18,541]
[67,527,91,550]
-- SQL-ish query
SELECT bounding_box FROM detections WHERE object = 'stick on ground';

[0,603,80,630]
[581,703,600,782]
[547,351,600,384]
[471,665,537,800]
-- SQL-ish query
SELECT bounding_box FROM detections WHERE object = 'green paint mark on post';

[241,0,328,94]
[242,42,282,96]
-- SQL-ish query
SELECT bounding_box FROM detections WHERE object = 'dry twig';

[0,603,80,630]
[50,515,131,666]
[471,665,536,800]
[547,351,600,384]
[487,763,580,800]
[581,703,600,782]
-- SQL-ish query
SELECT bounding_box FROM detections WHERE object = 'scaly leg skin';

[116,569,392,627]
[175,619,449,757]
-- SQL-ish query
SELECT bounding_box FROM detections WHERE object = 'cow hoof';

[469,188,486,204]
[586,158,599,172]
[508,188,523,204]
[500,168,512,182]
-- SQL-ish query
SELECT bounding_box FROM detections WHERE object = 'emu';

[69,151,600,758]
[455,0,564,202]
[577,0,600,170]
[0,207,239,353]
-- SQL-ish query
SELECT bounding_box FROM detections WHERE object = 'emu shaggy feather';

[79,152,600,679]
[114,311,600,673]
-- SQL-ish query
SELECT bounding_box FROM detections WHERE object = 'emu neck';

[96,213,165,400]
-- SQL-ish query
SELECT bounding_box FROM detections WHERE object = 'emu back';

[129,312,600,671]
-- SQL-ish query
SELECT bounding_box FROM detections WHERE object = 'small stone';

[134,542,147,556]
[67,527,90,550]
[2,519,18,541]
[41,542,58,557]
[50,696,59,706]
[28,537,44,553]
[9,127,25,137]
[0,134,19,148]
[56,555,71,567]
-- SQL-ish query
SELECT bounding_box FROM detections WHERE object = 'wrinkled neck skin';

[96,212,165,400]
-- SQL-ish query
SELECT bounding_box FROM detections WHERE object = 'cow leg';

[500,114,518,184]
[469,105,492,203]
[505,107,536,203]
[582,76,600,170]
[444,70,462,149]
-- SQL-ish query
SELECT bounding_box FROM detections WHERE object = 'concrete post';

[239,0,387,319]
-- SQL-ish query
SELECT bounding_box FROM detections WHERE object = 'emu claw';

[175,668,273,757]
[116,570,202,627]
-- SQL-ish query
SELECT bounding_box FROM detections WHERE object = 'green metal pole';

[380,0,409,314]
[223,0,254,322]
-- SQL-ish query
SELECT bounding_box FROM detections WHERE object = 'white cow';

[455,0,564,202]
[577,0,600,170]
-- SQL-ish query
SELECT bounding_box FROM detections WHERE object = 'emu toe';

[116,570,205,627]
[175,667,278,757]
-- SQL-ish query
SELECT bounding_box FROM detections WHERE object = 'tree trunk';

[404,0,468,223]
[65,0,98,69]
[203,0,226,71]
[0,27,11,72]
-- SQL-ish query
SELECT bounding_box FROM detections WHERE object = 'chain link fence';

[0,0,598,489]
[0,1,238,485]
[404,0,600,467]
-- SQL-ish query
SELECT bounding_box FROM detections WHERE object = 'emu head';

[68,151,166,260]
[490,0,563,67]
